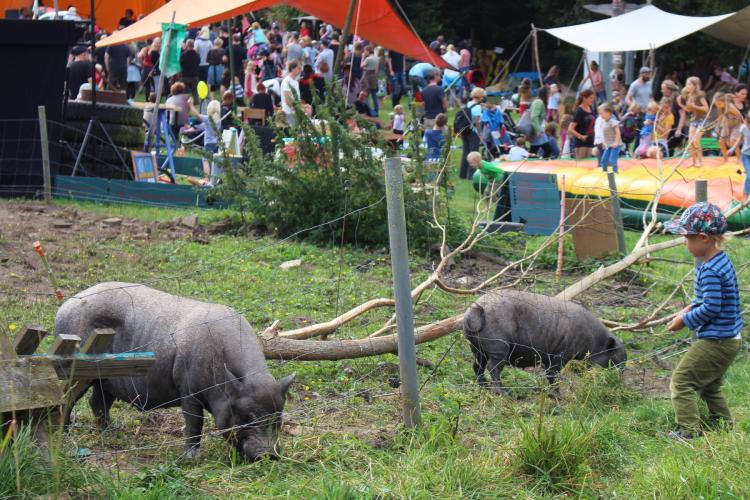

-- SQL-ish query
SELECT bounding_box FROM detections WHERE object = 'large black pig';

[463,290,626,393]
[54,282,295,460]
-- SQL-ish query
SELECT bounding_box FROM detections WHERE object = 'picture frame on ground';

[131,151,158,182]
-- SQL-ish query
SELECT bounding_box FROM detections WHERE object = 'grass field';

[1,174,749,497]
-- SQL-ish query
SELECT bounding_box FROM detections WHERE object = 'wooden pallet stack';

[0,326,155,448]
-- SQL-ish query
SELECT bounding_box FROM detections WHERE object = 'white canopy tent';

[543,4,750,53]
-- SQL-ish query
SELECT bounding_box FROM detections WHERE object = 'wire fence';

[0,111,748,470]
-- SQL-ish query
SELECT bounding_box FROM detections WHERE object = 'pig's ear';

[278,373,296,398]
[224,366,242,396]
[606,336,617,351]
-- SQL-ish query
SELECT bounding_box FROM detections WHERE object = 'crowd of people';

[64,13,750,197]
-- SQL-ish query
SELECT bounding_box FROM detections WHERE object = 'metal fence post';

[384,157,421,428]
[38,105,51,203]
[695,179,707,203]
[607,172,627,255]
[695,179,708,266]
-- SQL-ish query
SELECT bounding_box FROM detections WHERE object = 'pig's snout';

[240,438,280,461]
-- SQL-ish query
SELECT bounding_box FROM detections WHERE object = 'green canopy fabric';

[159,22,188,78]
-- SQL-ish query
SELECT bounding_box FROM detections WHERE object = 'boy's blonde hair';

[709,233,728,250]
[597,102,612,115]
[646,100,659,114]
[466,151,482,165]
[628,102,642,114]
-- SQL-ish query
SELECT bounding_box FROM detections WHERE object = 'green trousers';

[670,338,741,433]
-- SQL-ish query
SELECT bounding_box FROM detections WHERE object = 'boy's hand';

[668,313,685,332]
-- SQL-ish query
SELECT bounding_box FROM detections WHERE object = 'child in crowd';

[646,97,675,159]
[560,113,574,158]
[611,90,625,118]
[678,76,709,167]
[714,92,743,163]
[391,104,405,135]
[518,78,532,115]
[505,135,530,161]
[619,103,641,153]
[481,101,507,157]
[728,113,750,199]
[232,76,245,107]
[186,98,223,186]
[634,100,658,159]
[546,84,560,123]
[142,92,157,128]
[595,103,622,173]
[466,151,511,221]
[665,202,742,440]
[424,113,447,161]
[545,122,560,159]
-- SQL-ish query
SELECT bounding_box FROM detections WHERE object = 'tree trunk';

[261,315,463,360]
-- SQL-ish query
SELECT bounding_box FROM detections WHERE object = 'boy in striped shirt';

[665,202,743,439]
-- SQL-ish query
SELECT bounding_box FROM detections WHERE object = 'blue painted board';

[509,172,560,236]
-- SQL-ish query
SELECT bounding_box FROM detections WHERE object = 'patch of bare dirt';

[0,201,218,298]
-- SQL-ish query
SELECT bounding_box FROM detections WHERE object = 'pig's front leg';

[486,351,509,396]
[182,397,205,458]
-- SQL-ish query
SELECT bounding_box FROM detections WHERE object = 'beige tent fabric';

[703,5,750,48]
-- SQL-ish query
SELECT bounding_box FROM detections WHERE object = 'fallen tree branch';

[279,298,394,339]
[261,315,463,360]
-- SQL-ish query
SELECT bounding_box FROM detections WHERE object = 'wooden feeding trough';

[1,326,155,448]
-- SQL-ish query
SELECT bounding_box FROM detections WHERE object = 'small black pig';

[55,282,295,460]
[463,290,626,393]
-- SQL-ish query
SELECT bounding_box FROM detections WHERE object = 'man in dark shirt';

[67,45,93,99]
[421,72,447,129]
[105,43,132,91]
[388,50,405,107]
[180,39,201,102]
[118,9,135,28]
[230,33,246,89]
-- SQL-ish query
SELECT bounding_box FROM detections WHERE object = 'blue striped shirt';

[684,251,743,339]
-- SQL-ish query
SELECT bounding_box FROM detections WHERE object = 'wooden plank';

[47,335,81,355]
[13,326,48,355]
[80,329,115,354]
[0,358,64,413]
[565,199,619,260]
[44,352,156,380]
[0,331,16,360]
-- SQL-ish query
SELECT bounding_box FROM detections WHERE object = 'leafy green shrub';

[214,89,465,252]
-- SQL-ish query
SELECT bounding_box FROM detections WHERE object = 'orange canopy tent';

[1,0,165,32]
[96,0,445,66]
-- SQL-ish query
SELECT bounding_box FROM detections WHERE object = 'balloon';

[197,81,209,100]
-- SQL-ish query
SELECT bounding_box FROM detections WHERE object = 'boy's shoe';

[666,429,697,442]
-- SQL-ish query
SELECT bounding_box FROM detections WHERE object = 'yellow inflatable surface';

[501,157,745,210]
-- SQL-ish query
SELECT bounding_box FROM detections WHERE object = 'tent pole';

[146,11,176,153]
[227,19,237,114]
[648,45,655,72]
[565,51,586,97]
[530,25,544,86]
[333,0,357,77]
